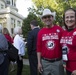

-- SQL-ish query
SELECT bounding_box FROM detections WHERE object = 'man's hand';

[38,62,43,74]
[19,55,23,60]
[71,70,76,75]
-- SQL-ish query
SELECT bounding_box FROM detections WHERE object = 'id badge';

[62,46,68,61]
[62,54,68,61]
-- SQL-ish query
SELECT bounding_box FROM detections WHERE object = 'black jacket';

[27,28,40,55]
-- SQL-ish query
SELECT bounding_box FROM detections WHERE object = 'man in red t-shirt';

[37,8,64,75]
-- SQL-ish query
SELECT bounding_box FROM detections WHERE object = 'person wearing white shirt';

[13,26,25,75]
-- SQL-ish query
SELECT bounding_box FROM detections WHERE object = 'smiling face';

[65,9,76,29]
[42,15,54,27]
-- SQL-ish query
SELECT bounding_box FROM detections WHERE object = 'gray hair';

[0,24,3,33]
[14,26,21,34]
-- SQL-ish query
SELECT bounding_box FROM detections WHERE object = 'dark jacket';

[27,27,40,55]
[0,33,8,65]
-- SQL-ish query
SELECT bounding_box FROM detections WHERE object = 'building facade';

[0,0,24,35]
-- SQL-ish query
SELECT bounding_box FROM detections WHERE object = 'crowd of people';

[27,8,76,75]
[0,7,76,75]
[0,26,25,75]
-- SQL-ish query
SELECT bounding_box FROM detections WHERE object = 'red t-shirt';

[4,34,13,43]
[37,25,63,59]
[60,28,76,72]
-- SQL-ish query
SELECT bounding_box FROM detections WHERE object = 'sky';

[16,0,33,17]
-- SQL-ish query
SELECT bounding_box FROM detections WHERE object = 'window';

[11,28,13,34]
[1,4,4,9]
[17,20,21,26]
[12,0,16,6]
[14,3,16,7]
[11,18,14,25]
[13,19,15,27]
[6,1,10,5]
[11,18,16,27]
[12,0,13,6]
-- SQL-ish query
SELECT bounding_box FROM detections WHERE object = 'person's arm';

[37,31,43,73]
[37,52,41,65]
[37,52,43,73]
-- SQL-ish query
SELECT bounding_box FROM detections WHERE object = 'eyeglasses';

[42,15,53,19]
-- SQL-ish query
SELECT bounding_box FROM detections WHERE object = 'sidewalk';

[23,59,29,65]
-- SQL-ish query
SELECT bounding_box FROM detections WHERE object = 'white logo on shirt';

[46,40,55,50]
[42,33,59,41]
[60,36,73,45]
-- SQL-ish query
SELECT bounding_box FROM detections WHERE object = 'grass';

[8,49,66,75]
[8,64,66,75]
[8,48,29,75]
[8,49,30,75]
[8,65,30,75]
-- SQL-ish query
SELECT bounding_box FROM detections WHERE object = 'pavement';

[23,59,29,65]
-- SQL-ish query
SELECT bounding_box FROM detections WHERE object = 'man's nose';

[68,17,71,20]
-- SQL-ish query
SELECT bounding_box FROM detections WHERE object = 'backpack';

[7,41,18,61]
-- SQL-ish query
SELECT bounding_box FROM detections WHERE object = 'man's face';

[42,15,54,26]
[65,10,76,28]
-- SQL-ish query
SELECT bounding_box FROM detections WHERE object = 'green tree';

[22,0,76,38]
[22,12,37,38]
[32,0,76,25]
[22,12,43,38]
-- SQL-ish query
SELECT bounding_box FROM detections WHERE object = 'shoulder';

[14,35,20,40]
[15,34,19,37]
[0,33,5,38]
[0,33,7,41]
[54,25,64,31]
[38,27,46,32]
[32,28,40,33]
[54,25,62,29]
[37,28,46,36]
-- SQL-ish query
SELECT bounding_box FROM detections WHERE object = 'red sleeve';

[37,31,42,52]
[4,34,13,43]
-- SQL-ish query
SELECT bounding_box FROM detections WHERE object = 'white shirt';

[14,34,25,56]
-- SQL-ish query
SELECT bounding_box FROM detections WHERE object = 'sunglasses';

[42,15,53,19]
